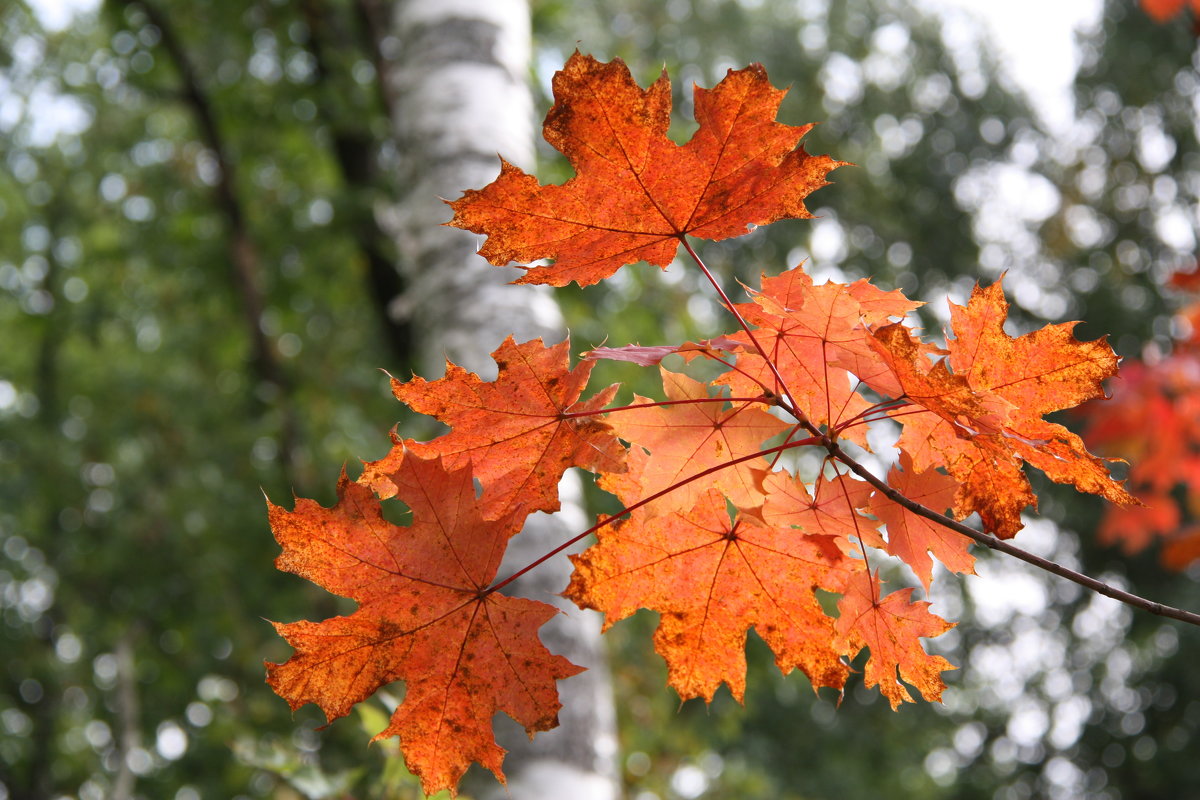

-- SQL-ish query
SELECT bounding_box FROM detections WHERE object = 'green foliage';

[1,1,401,795]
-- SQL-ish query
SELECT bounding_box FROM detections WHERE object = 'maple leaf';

[833,570,955,709]
[567,489,851,702]
[760,469,875,557]
[1168,264,1200,291]
[380,336,624,518]
[718,267,919,445]
[863,324,1030,535]
[599,368,790,515]
[948,281,1136,507]
[871,279,1135,537]
[265,455,581,797]
[1085,356,1200,494]
[869,454,973,591]
[447,52,843,287]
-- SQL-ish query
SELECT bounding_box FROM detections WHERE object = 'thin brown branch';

[823,438,1200,627]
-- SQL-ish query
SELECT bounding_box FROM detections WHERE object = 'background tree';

[383,1,617,797]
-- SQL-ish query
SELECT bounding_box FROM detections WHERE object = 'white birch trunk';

[384,2,620,798]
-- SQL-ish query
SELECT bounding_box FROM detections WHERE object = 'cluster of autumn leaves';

[1085,267,1200,567]
[264,53,1136,796]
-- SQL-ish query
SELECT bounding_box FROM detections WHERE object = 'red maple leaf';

[1098,494,1181,554]
[1141,0,1200,23]
[1084,354,1200,567]
[1163,525,1200,569]
[376,336,624,517]
[447,51,843,287]
[265,455,581,796]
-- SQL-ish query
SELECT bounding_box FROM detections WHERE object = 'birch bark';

[385,2,620,797]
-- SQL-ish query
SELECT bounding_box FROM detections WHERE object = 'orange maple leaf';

[871,279,1135,537]
[833,570,955,709]
[718,267,919,445]
[378,336,623,518]
[567,489,851,702]
[265,455,581,796]
[600,368,789,515]
[870,454,973,591]
[447,52,843,287]
[760,469,875,555]
[948,281,1136,517]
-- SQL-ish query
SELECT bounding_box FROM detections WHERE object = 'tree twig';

[823,437,1200,626]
